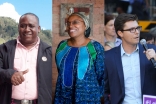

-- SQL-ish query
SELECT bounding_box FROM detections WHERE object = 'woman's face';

[104,19,116,37]
[66,15,86,38]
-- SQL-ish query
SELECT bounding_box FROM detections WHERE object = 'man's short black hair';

[19,12,40,25]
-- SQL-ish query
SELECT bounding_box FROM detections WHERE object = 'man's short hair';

[19,13,40,25]
[114,13,138,38]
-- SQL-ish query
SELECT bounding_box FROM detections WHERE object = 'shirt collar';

[16,36,40,49]
[121,44,139,56]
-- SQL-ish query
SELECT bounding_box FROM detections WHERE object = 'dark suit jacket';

[104,43,156,104]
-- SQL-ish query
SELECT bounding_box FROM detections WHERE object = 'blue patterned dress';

[54,40,105,104]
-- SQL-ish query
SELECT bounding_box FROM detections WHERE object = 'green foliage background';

[0,17,52,45]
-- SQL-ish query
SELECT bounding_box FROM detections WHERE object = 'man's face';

[18,15,40,46]
[118,21,140,46]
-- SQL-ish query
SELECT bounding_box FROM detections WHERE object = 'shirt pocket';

[14,56,22,71]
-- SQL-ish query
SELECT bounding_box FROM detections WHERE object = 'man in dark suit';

[104,13,156,104]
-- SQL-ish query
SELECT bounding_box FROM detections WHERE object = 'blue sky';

[0,0,52,30]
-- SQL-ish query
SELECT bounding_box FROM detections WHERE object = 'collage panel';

[52,0,104,103]
[0,0,52,104]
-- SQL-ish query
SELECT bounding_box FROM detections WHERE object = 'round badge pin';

[42,56,47,61]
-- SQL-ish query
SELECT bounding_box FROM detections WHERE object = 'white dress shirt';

[121,45,142,104]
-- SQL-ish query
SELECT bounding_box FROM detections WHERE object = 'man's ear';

[117,31,123,38]
[18,24,20,31]
[38,26,41,33]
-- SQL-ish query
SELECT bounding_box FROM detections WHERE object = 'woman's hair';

[85,27,91,38]
[104,13,116,25]
[68,12,91,38]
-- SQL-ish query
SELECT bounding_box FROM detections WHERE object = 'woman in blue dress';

[54,12,105,104]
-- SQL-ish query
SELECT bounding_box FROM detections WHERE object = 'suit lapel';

[139,44,146,92]
[115,45,125,93]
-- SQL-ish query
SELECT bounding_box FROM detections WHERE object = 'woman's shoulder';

[89,40,104,52]
[105,41,115,48]
[104,45,112,51]
[90,40,104,47]
[59,39,67,44]
[57,39,68,47]
[90,39,100,44]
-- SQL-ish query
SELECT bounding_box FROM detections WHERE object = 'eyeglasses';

[66,20,84,27]
[121,26,142,33]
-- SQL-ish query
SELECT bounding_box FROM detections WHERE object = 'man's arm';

[0,44,27,86]
[0,45,15,84]
[104,66,111,104]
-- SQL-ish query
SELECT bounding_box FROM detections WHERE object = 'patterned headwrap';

[70,12,89,30]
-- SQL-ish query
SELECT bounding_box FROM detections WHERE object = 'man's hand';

[11,69,28,86]
[144,49,156,61]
